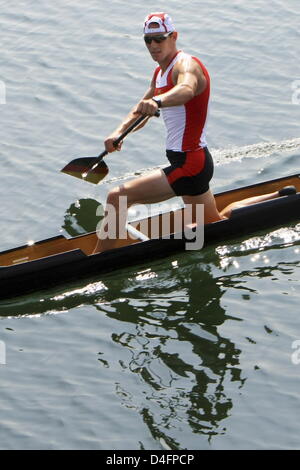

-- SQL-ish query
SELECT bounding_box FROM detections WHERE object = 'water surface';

[0,0,300,450]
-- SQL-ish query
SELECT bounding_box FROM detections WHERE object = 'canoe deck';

[1,173,300,268]
[0,173,300,299]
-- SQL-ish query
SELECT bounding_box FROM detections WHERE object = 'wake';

[212,137,300,166]
[103,137,300,184]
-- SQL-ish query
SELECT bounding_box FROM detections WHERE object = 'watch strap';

[152,97,162,108]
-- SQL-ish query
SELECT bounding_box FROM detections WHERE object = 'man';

[96,12,221,251]
[96,13,290,251]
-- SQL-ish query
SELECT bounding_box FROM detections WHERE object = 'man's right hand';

[104,135,123,153]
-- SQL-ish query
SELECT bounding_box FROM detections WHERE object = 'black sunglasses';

[144,32,173,45]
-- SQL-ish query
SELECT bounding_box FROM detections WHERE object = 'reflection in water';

[62,198,103,237]
[0,252,244,447]
[97,260,245,448]
[96,231,299,448]
[1,225,299,448]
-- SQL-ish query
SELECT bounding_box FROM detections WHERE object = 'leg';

[220,190,280,218]
[94,169,176,252]
[182,189,224,224]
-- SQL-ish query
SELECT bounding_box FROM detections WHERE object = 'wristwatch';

[152,96,162,108]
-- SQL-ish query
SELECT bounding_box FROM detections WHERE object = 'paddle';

[61,111,160,184]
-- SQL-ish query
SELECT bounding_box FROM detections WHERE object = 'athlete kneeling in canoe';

[96,13,287,252]
[96,12,222,251]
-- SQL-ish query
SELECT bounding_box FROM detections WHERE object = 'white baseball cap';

[143,12,176,34]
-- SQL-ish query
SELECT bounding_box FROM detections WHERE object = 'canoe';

[0,172,300,300]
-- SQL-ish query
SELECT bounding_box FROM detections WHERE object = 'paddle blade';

[61,157,109,184]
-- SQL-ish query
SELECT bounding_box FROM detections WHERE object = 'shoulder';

[172,52,208,94]
[175,52,205,73]
[173,52,206,82]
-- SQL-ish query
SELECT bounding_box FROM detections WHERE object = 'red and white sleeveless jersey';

[153,51,210,151]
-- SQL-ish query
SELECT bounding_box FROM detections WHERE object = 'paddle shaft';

[87,112,159,174]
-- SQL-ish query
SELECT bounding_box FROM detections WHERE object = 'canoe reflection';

[0,251,243,445]
[99,260,244,446]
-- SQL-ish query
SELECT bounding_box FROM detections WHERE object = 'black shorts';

[163,147,214,196]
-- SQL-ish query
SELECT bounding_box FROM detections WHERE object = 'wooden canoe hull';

[0,173,300,300]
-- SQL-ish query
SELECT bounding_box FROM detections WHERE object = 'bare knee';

[106,186,128,209]
[107,183,142,209]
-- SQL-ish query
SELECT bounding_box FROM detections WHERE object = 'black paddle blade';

[61,157,109,184]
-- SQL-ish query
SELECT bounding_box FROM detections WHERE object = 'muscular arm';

[104,58,206,152]
[136,56,207,114]
[164,56,207,105]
